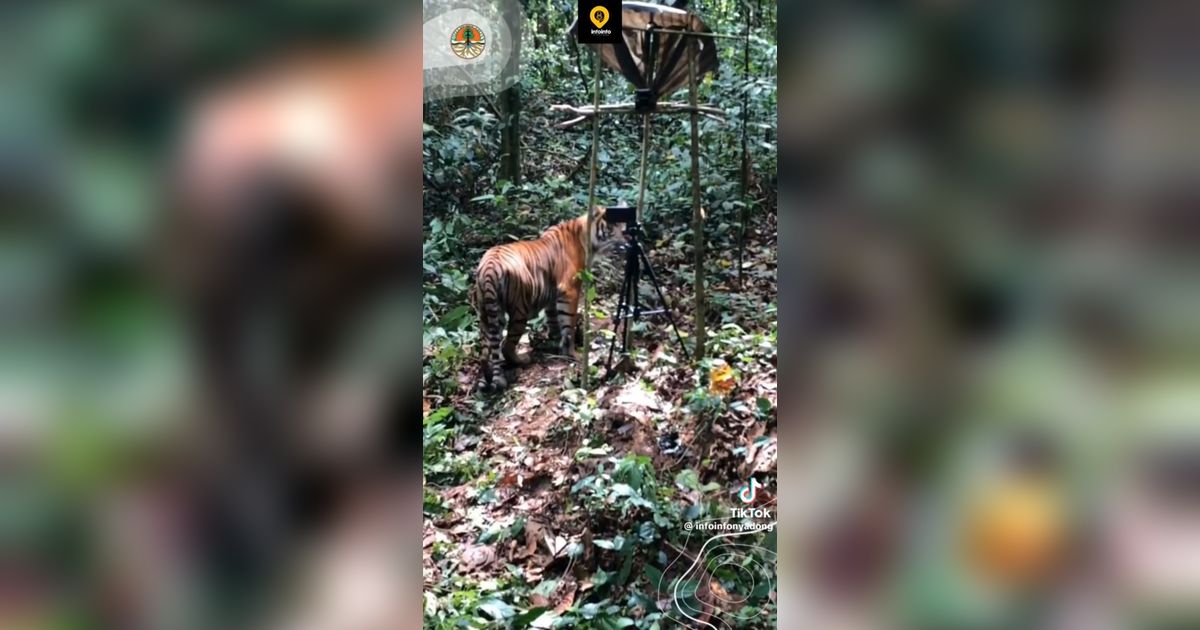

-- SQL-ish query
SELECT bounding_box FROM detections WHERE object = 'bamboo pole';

[550,103,726,129]
[581,53,602,388]
[627,112,652,352]
[620,25,747,40]
[550,103,726,116]
[549,101,720,115]
[636,114,651,227]
[688,29,706,361]
[737,1,752,289]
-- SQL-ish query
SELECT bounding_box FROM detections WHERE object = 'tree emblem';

[451,24,486,59]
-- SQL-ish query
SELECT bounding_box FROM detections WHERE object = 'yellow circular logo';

[451,24,486,59]
[590,7,610,29]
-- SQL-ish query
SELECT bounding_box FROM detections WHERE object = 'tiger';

[471,207,626,391]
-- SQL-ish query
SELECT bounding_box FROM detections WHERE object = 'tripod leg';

[638,247,691,360]
[623,244,641,353]
[605,324,619,371]
[606,264,632,370]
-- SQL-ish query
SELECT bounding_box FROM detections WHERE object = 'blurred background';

[779,1,1200,628]
[3,1,422,628]
[5,0,1200,628]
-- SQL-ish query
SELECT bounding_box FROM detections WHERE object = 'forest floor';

[423,208,778,628]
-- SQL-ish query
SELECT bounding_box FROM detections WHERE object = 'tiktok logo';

[738,478,761,504]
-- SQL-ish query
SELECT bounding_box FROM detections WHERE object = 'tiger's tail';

[474,260,507,390]
[467,274,479,311]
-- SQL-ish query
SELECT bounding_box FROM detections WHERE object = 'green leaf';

[638,521,657,543]
[439,304,471,328]
[424,407,453,426]
[571,475,598,494]
[609,483,640,499]
[574,445,612,460]
[592,568,610,587]
[477,598,515,620]
[596,616,636,629]
[616,551,634,585]
[511,606,549,628]
[531,579,559,597]
[675,469,700,491]
[643,564,664,590]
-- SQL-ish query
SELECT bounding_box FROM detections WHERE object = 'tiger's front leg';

[547,311,583,352]
[554,287,580,357]
[547,295,561,350]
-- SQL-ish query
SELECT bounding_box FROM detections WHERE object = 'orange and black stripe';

[473,207,622,390]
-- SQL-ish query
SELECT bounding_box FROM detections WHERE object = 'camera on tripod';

[600,203,689,373]
[604,205,637,226]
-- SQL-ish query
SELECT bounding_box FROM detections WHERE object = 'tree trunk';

[498,85,522,184]
[689,33,706,361]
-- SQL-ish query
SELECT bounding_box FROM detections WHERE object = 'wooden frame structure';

[559,11,735,387]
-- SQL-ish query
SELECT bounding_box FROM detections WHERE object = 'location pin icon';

[590,6,610,28]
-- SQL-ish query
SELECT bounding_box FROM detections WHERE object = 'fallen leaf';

[553,581,577,614]
[460,545,496,571]
[545,534,568,557]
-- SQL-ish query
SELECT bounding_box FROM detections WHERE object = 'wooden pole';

[581,53,602,388]
[551,103,725,129]
[498,85,522,184]
[619,26,746,40]
[627,113,651,352]
[550,103,727,116]
[689,30,706,361]
[737,1,752,289]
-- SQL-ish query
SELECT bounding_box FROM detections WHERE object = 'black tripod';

[605,219,690,371]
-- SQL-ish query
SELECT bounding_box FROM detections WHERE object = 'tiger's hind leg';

[478,299,508,392]
[502,317,531,366]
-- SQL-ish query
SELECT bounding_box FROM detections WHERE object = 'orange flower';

[964,479,1066,587]
[709,364,736,396]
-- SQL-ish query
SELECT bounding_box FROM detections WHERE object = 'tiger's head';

[583,205,628,256]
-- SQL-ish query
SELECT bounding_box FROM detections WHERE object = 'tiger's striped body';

[473,207,623,391]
